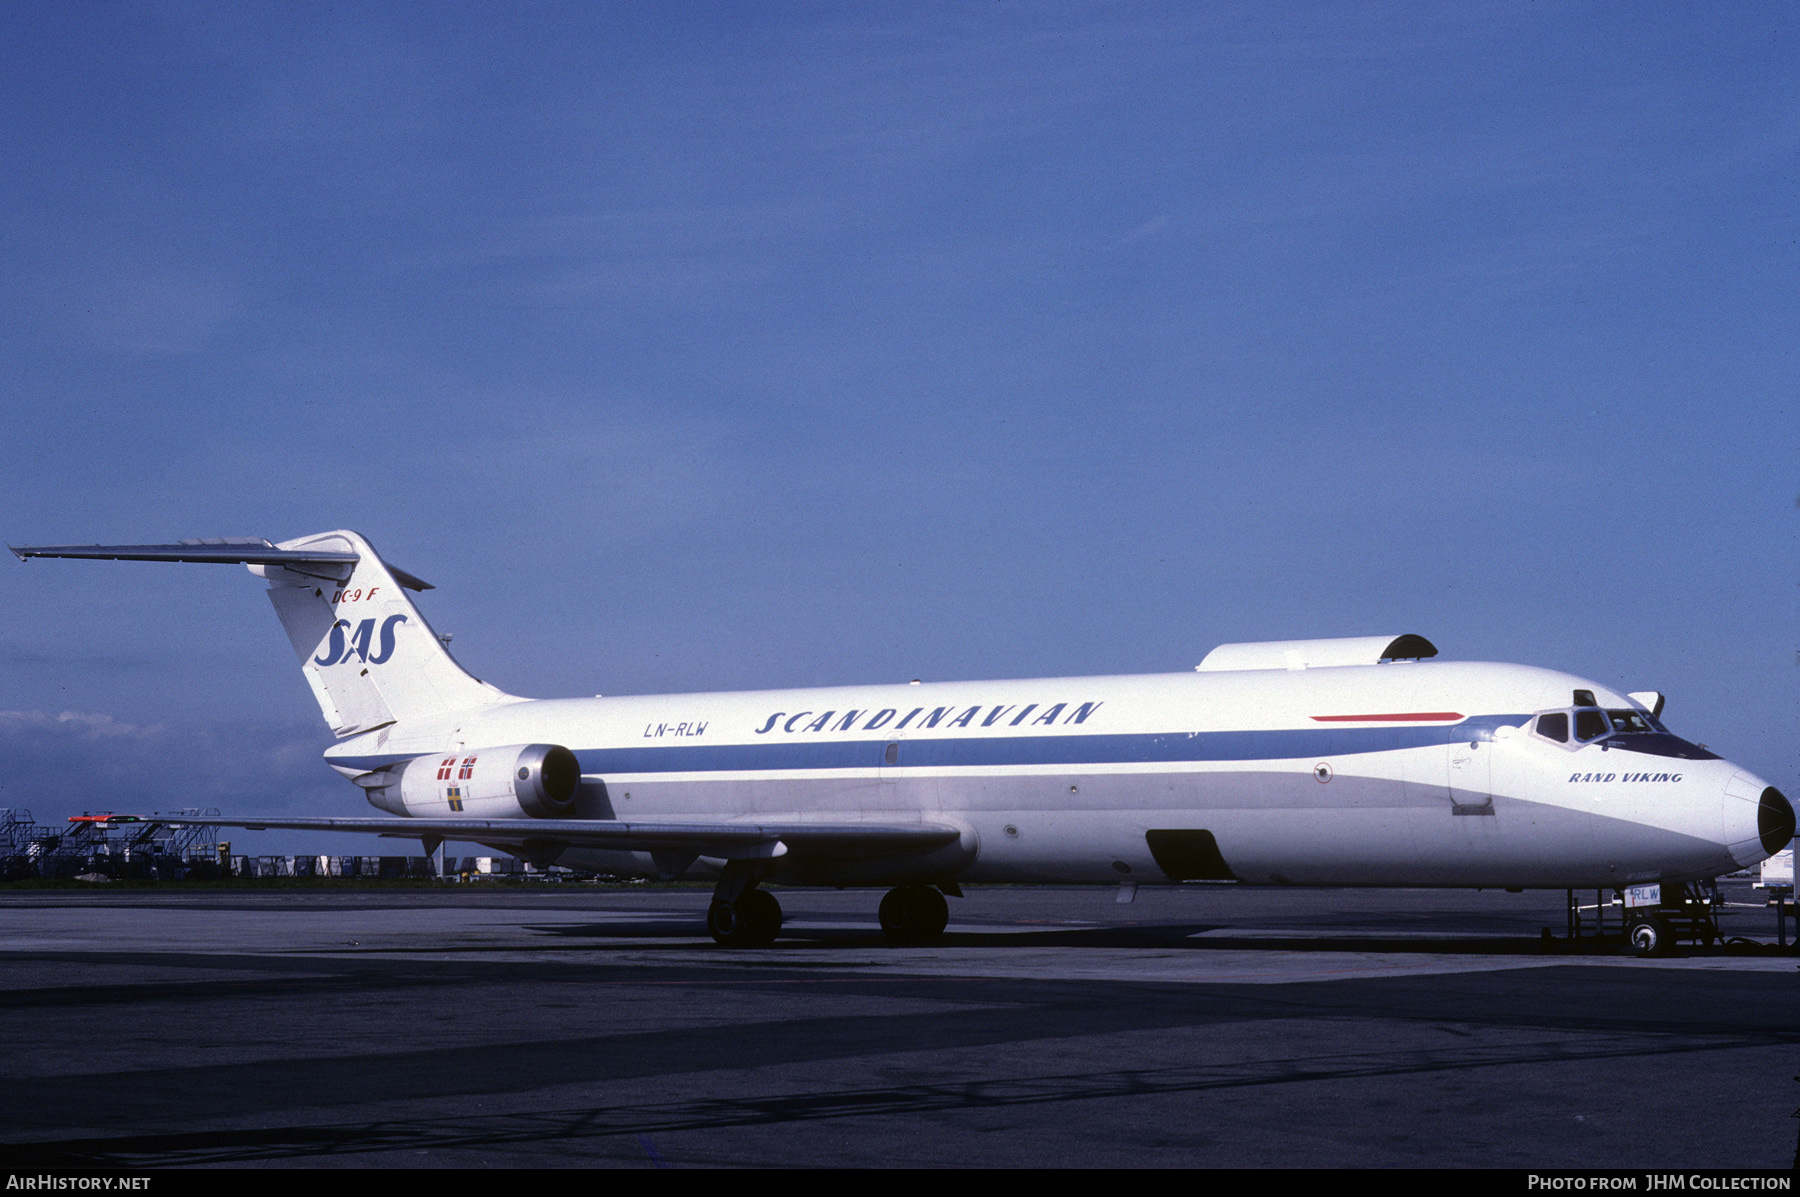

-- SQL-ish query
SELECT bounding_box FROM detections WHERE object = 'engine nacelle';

[364,744,581,819]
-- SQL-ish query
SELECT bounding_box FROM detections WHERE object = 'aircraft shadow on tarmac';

[519,917,1688,956]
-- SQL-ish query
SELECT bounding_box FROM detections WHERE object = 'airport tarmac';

[0,879,1792,1170]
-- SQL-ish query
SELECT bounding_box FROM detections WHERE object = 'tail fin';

[12,530,520,736]
[258,531,518,735]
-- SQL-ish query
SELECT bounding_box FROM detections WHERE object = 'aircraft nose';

[1723,770,1794,868]
[1758,786,1795,857]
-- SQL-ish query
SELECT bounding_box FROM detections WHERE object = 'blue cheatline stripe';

[325,716,1530,776]
[567,715,1531,777]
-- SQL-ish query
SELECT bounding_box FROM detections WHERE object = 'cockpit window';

[1573,709,1609,742]
[1532,704,1716,759]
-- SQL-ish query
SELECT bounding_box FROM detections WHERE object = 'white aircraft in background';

[13,530,1792,953]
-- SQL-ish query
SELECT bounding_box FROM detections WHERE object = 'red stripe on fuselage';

[1310,712,1464,722]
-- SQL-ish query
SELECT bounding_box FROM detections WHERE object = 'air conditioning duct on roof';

[1196,635,1438,672]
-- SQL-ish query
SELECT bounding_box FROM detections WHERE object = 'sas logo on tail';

[314,615,407,667]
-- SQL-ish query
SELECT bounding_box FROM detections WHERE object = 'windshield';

[1598,708,1717,760]
[1573,709,1609,742]
[1532,706,1714,758]
[1605,709,1661,735]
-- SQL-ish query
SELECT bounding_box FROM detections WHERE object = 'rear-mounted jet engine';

[359,743,580,819]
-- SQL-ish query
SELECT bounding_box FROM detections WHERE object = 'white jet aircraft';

[13,530,1792,952]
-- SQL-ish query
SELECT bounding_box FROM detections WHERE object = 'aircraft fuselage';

[322,659,1780,890]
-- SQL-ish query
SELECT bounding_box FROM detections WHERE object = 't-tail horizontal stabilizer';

[10,538,433,591]
[12,530,518,736]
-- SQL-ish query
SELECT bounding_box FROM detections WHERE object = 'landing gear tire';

[1628,916,1672,958]
[708,890,783,947]
[879,884,949,945]
[740,889,782,944]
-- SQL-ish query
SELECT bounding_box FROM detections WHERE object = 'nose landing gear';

[1624,881,1720,957]
[1627,916,1672,957]
[1560,881,1723,956]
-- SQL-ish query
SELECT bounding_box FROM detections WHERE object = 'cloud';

[0,709,161,738]
[0,709,338,822]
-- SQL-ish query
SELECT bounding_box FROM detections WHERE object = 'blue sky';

[2,3,1794,854]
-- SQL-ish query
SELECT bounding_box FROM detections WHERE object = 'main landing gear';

[879,884,949,945]
[707,861,783,947]
[707,889,782,947]
[704,863,955,947]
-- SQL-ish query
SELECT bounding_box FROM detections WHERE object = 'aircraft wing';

[149,814,962,861]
